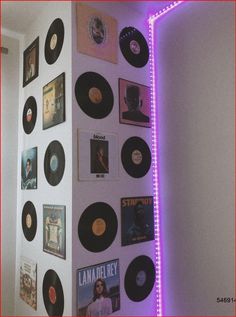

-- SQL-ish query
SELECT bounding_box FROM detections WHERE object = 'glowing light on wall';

[148,2,184,316]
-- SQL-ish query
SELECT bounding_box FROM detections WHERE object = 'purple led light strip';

[148,1,184,316]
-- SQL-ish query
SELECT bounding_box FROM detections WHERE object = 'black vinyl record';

[22,96,37,134]
[75,72,114,119]
[22,201,37,241]
[44,140,65,186]
[43,269,64,316]
[121,136,151,178]
[78,202,118,252]
[45,18,64,65]
[119,26,149,68]
[125,255,155,302]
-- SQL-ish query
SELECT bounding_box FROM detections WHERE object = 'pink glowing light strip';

[148,2,184,316]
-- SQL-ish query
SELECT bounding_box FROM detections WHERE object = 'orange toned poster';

[76,3,118,64]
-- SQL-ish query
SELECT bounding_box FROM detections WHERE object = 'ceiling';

[1,1,172,34]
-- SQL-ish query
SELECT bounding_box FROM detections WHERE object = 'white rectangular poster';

[78,129,118,181]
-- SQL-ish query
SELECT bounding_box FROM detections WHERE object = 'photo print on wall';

[23,37,39,87]
[43,73,65,130]
[21,147,37,190]
[121,196,154,246]
[119,78,151,128]
[77,259,120,316]
[78,129,118,181]
[20,256,37,310]
[43,204,66,259]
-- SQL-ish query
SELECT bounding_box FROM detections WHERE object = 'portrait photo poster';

[119,78,151,128]
[77,259,120,316]
[78,129,118,181]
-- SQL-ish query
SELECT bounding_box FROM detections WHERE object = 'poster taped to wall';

[43,204,66,259]
[121,196,154,246]
[76,3,118,64]
[77,259,120,316]
[21,147,37,190]
[43,73,65,130]
[119,78,151,127]
[78,129,118,181]
[20,256,37,310]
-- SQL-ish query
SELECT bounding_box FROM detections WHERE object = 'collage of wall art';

[20,3,155,316]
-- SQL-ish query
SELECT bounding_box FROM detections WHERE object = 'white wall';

[2,34,20,317]
[72,2,155,316]
[14,2,72,316]
[155,2,235,316]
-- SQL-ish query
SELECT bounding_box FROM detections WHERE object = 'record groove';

[78,202,118,252]
[22,96,37,134]
[121,136,151,178]
[43,269,64,316]
[119,26,149,68]
[45,18,64,65]
[44,140,65,186]
[75,72,114,119]
[125,255,155,302]
[22,201,37,241]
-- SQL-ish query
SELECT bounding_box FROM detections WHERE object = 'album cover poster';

[43,72,65,129]
[20,256,37,310]
[78,129,118,181]
[21,147,37,190]
[77,259,120,316]
[76,3,117,64]
[23,37,39,87]
[121,196,154,246]
[43,204,66,259]
[119,78,151,128]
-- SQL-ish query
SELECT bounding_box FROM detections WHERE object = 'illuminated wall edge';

[148,1,184,316]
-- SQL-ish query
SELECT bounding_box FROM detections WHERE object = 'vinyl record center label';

[88,87,102,104]
[49,286,57,304]
[26,213,32,228]
[131,149,142,165]
[50,154,59,172]
[130,40,140,55]
[136,270,147,287]
[50,34,58,50]
[92,218,106,236]
[26,108,32,122]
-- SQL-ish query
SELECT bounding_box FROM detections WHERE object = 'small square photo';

[23,37,39,87]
